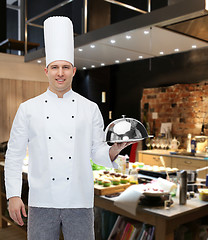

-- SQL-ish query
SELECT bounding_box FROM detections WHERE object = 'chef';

[4,16,131,240]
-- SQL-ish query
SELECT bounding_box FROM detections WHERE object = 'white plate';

[143,190,169,197]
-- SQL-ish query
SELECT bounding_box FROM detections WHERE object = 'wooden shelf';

[95,194,208,240]
[0,38,40,53]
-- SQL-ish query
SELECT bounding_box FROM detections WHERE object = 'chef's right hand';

[8,196,27,226]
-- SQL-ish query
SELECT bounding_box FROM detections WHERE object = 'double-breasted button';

[70,136,72,139]
[69,157,71,159]
[49,137,51,139]
[45,100,48,103]
[72,99,75,102]
[52,178,55,181]
[50,157,53,160]
[46,116,49,119]
[67,177,70,180]
[72,116,74,118]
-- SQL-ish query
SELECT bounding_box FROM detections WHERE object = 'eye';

[63,66,70,69]
[51,66,57,69]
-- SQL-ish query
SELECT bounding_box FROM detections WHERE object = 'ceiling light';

[78,48,83,52]
[110,40,116,44]
[91,65,95,68]
[138,56,143,59]
[115,60,120,63]
[144,30,149,35]
[174,48,179,52]
[90,45,95,48]
[83,67,86,70]
[159,51,164,55]
[101,63,105,66]
[192,45,197,49]
[37,60,42,63]
[126,58,131,61]
[126,35,131,39]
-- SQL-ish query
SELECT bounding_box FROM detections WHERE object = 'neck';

[48,88,71,98]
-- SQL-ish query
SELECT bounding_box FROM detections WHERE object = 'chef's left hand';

[109,141,135,161]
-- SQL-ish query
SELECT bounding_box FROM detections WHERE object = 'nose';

[58,67,64,77]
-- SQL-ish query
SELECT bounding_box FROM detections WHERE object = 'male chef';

[4,16,131,240]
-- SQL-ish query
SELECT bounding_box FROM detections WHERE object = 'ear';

[73,67,77,77]
[44,67,48,77]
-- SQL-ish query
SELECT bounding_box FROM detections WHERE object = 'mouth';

[56,79,65,83]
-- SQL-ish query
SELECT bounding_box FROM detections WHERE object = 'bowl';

[104,115,151,143]
[198,188,208,201]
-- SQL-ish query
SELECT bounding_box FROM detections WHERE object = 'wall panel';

[0,79,48,143]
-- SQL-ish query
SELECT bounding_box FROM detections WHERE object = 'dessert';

[138,162,144,168]
[159,166,166,172]
[172,167,179,172]
[120,175,129,184]
[112,179,120,185]
[103,179,111,187]
[97,178,104,185]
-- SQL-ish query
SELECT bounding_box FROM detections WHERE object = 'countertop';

[138,149,208,161]
[94,192,208,240]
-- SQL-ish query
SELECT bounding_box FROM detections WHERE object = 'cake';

[103,179,111,187]
[120,175,129,184]
[112,179,120,185]
[97,178,104,185]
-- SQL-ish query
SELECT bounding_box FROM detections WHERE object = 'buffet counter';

[138,149,208,179]
[1,161,208,240]
[138,149,208,161]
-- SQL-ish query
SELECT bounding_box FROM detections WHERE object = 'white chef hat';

[44,16,74,67]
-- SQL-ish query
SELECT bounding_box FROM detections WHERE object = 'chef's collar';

[46,88,73,99]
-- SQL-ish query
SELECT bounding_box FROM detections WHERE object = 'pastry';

[120,175,129,184]
[112,179,120,185]
[97,178,103,185]
[103,179,111,187]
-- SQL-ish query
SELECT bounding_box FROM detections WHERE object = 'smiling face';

[44,60,76,98]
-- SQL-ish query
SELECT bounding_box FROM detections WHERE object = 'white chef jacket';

[5,89,116,208]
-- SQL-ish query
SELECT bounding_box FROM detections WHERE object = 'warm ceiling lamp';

[126,35,131,39]
[110,39,116,44]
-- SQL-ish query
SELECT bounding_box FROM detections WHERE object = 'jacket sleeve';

[4,103,29,199]
[91,104,117,169]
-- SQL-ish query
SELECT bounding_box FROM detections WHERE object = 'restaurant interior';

[1,0,208,239]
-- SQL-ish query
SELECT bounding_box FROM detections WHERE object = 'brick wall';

[141,81,208,148]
